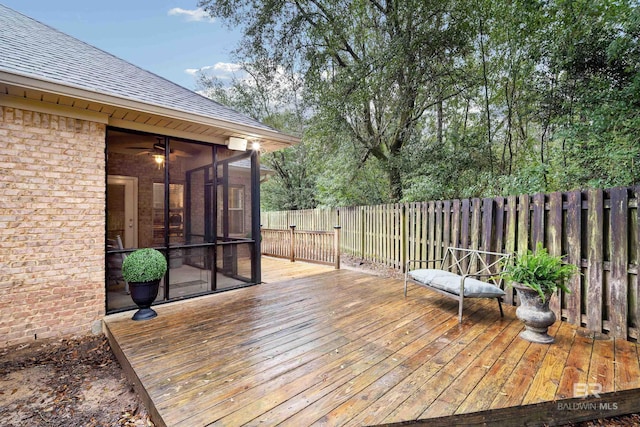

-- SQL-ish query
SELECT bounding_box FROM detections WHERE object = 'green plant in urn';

[502,243,578,343]
[122,248,167,320]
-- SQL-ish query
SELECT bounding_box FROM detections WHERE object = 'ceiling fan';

[127,140,192,160]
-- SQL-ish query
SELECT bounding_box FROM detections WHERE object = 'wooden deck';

[104,258,640,426]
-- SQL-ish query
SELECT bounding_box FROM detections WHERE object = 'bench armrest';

[460,272,503,289]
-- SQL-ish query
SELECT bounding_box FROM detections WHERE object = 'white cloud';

[185,62,244,79]
[167,7,214,23]
[213,62,243,73]
[185,67,206,76]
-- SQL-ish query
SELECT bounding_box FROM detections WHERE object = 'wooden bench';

[404,247,511,323]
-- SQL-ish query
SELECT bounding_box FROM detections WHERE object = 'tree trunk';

[389,164,403,202]
[437,98,444,146]
[478,13,493,176]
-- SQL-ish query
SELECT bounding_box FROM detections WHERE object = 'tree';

[197,61,322,210]
[541,0,640,189]
[404,0,640,199]
[260,139,320,210]
[199,0,640,207]
[199,0,472,201]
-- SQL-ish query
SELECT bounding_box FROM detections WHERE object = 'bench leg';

[497,297,504,317]
[458,297,464,323]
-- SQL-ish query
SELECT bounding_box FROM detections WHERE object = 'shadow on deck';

[104,257,640,426]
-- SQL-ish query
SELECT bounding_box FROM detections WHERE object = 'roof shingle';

[0,4,276,132]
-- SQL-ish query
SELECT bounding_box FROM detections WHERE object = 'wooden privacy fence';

[261,208,338,231]
[262,186,640,341]
[261,226,341,269]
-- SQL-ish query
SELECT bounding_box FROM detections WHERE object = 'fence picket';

[407,203,414,267]
[518,194,530,254]
[428,201,435,268]
[587,189,604,332]
[610,187,628,338]
[547,192,563,318]
[461,199,470,250]
[635,186,640,338]
[422,202,429,265]
[435,201,443,264]
[481,198,493,253]
[443,200,452,253]
[565,191,582,325]
[364,206,370,260]
[494,197,505,263]
[532,193,545,247]
[480,198,494,276]
[505,196,517,254]
[451,200,461,270]
[504,196,517,304]
[402,204,408,271]
[469,198,480,274]
[471,198,482,252]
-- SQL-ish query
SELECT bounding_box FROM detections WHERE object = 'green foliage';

[199,0,472,202]
[198,0,640,209]
[122,249,167,283]
[315,152,389,207]
[501,243,578,302]
[260,141,319,210]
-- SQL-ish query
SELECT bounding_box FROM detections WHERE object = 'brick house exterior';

[1,107,107,345]
[0,5,298,348]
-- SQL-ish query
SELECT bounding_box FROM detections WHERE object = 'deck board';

[556,329,593,399]
[104,258,640,426]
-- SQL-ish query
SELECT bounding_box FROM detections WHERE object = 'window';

[153,183,184,242]
[228,185,244,235]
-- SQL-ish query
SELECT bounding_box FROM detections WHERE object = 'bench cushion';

[408,269,505,298]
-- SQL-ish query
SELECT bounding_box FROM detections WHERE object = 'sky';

[1,0,243,90]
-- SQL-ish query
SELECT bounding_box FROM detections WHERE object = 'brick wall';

[0,106,106,348]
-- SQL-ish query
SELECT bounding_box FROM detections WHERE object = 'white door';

[107,175,138,248]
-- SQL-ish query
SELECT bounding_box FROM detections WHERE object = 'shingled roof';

[0,4,298,149]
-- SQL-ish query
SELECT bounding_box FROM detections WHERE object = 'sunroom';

[106,129,270,313]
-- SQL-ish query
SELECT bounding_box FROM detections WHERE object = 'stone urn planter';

[512,283,556,343]
[122,248,167,321]
[502,243,578,344]
[128,279,162,321]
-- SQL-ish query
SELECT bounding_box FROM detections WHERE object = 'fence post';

[401,204,407,273]
[334,226,341,270]
[289,225,296,262]
[360,206,365,260]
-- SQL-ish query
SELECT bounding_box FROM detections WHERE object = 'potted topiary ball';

[501,243,578,344]
[122,248,167,321]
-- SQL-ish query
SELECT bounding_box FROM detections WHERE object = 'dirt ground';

[0,335,153,427]
[0,259,638,427]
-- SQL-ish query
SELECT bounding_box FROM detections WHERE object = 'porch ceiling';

[0,76,298,152]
